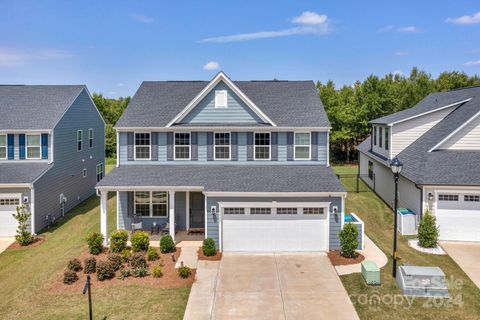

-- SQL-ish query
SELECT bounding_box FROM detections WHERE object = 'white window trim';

[77,130,83,152]
[96,163,104,182]
[26,134,41,160]
[174,132,191,160]
[254,132,271,161]
[214,131,231,160]
[0,133,6,160]
[134,131,152,161]
[134,191,169,218]
[215,90,228,108]
[88,128,94,149]
[294,131,311,160]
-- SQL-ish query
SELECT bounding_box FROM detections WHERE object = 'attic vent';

[215,90,227,108]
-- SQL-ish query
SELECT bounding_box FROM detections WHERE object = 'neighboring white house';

[357,87,480,242]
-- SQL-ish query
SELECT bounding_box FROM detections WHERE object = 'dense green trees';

[318,68,480,163]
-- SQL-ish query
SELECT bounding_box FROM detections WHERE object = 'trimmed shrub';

[63,270,78,284]
[159,234,175,253]
[67,258,83,272]
[117,267,131,280]
[12,205,34,246]
[86,232,104,255]
[107,253,123,271]
[147,247,159,261]
[129,252,147,269]
[178,266,192,279]
[132,267,148,278]
[202,238,216,256]
[96,260,115,281]
[152,265,163,278]
[418,210,439,248]
[339,223,358,258]
[110,230,129,253]
[131,231,149,252]
[121,248,132,263]
[84,256,96,274]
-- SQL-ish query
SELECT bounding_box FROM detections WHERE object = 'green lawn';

[333,166,480,320]
[0,179,189,319]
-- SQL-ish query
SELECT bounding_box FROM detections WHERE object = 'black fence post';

[356,174,359,193]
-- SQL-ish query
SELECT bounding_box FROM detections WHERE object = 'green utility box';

[361,260,380,285]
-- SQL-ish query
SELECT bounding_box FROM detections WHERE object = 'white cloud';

[397,26,420,33]
[379,25,421,33]
[131,13,154,24]
[463,60,480,66]
[0,47,72,67]
[446,11,480,25]
[203,61,220,71]
[395,51,409,56]
[199,11,330,43]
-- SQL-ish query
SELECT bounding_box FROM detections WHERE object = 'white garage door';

[436,193,480,242]
[0,194,21,237]
[222,206,329,252]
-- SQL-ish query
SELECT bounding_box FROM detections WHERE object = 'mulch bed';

[52,247,196,292]
[8,236,45,249]
[197,248,222,261]
[328,250,365,266]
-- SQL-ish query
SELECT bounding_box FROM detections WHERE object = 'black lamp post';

[390,156,403,278]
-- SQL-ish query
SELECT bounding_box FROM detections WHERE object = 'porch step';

[188,228,205,235]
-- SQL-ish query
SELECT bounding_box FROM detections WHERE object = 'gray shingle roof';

[0,85,85,130]
[0,163,51,184]
[115,80,330,128]
[97,165,345,193]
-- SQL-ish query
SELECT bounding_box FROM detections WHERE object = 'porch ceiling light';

[390,157,403,175]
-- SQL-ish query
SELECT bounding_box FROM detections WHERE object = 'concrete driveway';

[184,253,359,320]
[441,242,480,289]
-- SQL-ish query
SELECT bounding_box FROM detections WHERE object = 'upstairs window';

[368,161,374,180]
[77,130,83,152]
[254,132,270,160]
[0,134,6,159]
[215,90,227,108]
[174,133,190,160]
[373,126,377,146]
[26,134,41,159]
[96,163,104,182]
[135,133,151,160]
[379,127,383,148]
[88,128,94,149]
[214,132,230,160]
[385,127,389,151]
[294,132,311,160]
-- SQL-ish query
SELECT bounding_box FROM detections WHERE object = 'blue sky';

[1,0,480,97]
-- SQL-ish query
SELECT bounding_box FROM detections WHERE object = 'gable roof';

[0,85,86,130]
[115,74,330,128]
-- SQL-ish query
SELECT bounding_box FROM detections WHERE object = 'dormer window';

[215,90,227,108]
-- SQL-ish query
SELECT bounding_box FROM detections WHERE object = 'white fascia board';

[166,72,277,127]
[0,183,32,188]
[217,201,331,208]
[203,191,347,197]
[95,186,204,192]
[0,129,52,133]
[115,127,331,132]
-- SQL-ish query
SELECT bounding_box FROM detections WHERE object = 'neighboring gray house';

[96,72,347,252]
[0,85,105,236]
[357,86,480,242]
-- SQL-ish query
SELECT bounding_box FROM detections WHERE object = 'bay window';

[254,132,270,160]
[135,132,151,160]
[214,132,230,160]
[134,191,168,217]
[175,133,190,160]
[294,132,311,160]
[26,134,41,159]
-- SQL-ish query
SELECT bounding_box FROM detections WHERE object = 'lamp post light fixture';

[390,156,403,278]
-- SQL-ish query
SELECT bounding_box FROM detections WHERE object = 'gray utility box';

[396,266,449,298]
[397,208,417,235]
[361,260,380,285]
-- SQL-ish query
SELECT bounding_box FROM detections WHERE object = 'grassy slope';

[0,164,189,320]
[333,166,480,320]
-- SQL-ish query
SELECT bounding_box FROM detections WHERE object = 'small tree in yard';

[418,210,439,248]
[339,223,358,258]
[12,205,34,246]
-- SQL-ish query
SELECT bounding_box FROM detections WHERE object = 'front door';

[190,192,205,229]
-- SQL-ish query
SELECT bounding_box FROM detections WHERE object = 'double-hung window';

[26,134,41,159]
[373,126,377,146]
[135,133,151,160]
[77,130,83,151]
[0,134,6,159]
[214,132,230,160]
[96,163,104,182]
[385,127,389,150]
[254,132,270,160]
[134,191,168,217]
[379,127,383,148]
[368,161,374,180]
[88,128,94,149]
[294,132,311,160]
[174,133,190,160]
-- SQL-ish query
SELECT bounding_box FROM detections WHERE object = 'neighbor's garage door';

[436,193,480,242]
[0,194,21,237]
[222,206,328,252]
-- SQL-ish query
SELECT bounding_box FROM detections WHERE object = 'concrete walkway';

[175,241,202,269]
[335,235,388,275]
[441,241,480,289]
[0,237,15,254]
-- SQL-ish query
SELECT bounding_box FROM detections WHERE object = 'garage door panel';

[437,208,480,242]
[0,194,21,237]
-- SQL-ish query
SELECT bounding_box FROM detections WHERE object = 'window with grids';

[277,208,297,215]
[223,208,245,215]
[0,198,19,206]
[135,133,151,160]
[294,132,311,160]
[215,132,230,160]
[77,130,82,151]
[134,191,168,217]
[88,128,93,148]
[96,163,104,182]
[175,133,190,159]
[152,192,168,217]
[0,134,6,159]
[303,208,324,215]
[250,207,271,215]
[254,133,270,160]
[26,134,41,159]
[438,194,458,201]
[464,195,480,202]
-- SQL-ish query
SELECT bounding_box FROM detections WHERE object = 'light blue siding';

[318,132,328,163]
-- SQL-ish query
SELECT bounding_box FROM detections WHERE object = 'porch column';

[169,191,175,241]
[100,190,108,246]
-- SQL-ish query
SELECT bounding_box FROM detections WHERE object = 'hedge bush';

[96,260,115,281]
[147,247,159,261]
[418,210,439,248]
[110,230,129,253]
[202,238,216,256]
[132,267,148,278]
[84,256,96,274]
[160,234,175,253]
[121,248,132,263]
[86,232,104,255]
[13,205,34,246]
[67,258,83,272]
[178,266,191,279]
[118,267,131,280]
[131,231,149,252]
[339,223,358,258]
[152,265,163,278]
[129,252,147,269]
[63,270,79,284]
[107,253,123,271]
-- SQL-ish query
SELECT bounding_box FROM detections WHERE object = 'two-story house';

[96,72,347,252]
[357,86,480,242]
[0,85,105,236]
